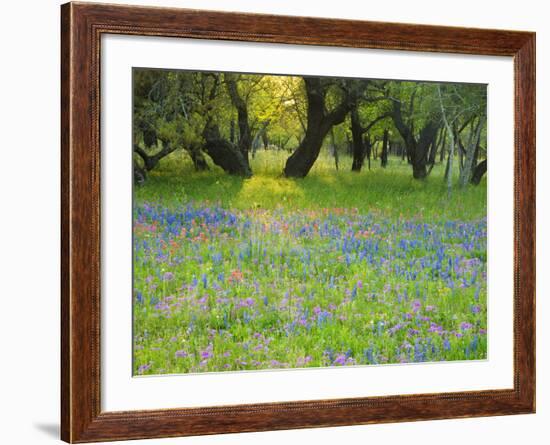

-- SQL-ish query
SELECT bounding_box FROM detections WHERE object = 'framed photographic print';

[61,2,535,442]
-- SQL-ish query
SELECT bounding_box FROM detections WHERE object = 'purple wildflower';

[137,363,152,374]
[296,356,312,366]
[428,323,443,334]
[460,322,473,331]
[388,323,405,335]
[333,354,347,365]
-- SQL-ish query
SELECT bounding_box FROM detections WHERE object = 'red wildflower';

[229,269,243,283]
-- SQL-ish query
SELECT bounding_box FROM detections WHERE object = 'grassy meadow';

[133,151,487,375]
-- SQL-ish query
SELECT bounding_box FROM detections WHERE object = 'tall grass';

[136,150,486,221]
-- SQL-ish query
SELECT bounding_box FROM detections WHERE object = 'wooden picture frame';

[61,1,535,442]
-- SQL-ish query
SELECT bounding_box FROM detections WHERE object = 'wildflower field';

[133,152,487,375]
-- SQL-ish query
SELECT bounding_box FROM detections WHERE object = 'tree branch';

[360,113,392,135]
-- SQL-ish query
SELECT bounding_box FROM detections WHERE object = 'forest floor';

[133,151,487,375]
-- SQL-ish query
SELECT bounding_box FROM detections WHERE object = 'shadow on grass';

[134,154,486,221]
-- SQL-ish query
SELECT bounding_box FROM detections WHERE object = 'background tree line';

[133,69,487,190]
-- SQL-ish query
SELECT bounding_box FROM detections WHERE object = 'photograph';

[131,68,488,376]
[53,1,536,442]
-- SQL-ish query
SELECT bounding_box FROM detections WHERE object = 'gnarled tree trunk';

[133,140,177,172]
[225,74,252,170]
[459,118,484,187]
[202,119,252,177]
[350,107,366,171]
[284,78,349,178]
[188,145,209,171]
[470,159,487,185]
[392,99,439,179]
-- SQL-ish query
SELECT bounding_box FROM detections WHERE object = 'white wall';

[0,1,546,444]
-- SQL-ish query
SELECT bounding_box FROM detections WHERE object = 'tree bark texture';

[380,129,389,168]
[133,140,177,172]
[351,107,366,171]
[284,78,349,178]
[225,74,252,170]
[202,119,252,176]
[392,99,439,179]
[470,159,487,185]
